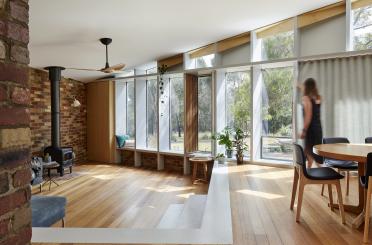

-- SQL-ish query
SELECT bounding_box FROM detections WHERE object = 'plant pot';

[218,159,225,165]
[226,149,233,158]
[236,154,244,165]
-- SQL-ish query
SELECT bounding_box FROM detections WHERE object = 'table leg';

[329,162,365,228]
[352,162,366,228]
[192,162,197,184]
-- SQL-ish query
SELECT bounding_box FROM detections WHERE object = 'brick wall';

[141,152,157,169]
[0,0,32,244]
[164,155,184,173]
[120,150,134,166]
[29,68,87,163]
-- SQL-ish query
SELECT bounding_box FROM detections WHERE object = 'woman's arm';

[301,96,313,139]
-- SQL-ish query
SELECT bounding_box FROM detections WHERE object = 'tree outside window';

[198,76,212,152]
[261,67,293,161]
[170,77,184,151]
[353,5,372,50]
[147,78,158,149]
[226,71,251,156]
[261,31,294,60]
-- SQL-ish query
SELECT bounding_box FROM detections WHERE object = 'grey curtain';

[298,55,372,143]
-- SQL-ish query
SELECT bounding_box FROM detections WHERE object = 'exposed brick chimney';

[0,0,32,244]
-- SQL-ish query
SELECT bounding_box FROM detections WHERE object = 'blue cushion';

[324,159,358,169]
[116,135,129,148]
[31,196,66,227]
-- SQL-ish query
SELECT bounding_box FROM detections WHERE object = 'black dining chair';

[291,143,345,223]
[322,137,358,196]
[366,137,372,144]
[362,153,372,243]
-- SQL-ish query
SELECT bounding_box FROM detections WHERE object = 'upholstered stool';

[31,195,67,227]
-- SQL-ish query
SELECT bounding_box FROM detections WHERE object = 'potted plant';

[232,128,248,165]
[215,153,225,165]
[212,127,233,158]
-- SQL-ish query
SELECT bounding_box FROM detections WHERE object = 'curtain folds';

[298,55,372,143]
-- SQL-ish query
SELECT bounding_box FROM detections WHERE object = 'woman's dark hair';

[303,78,320,99]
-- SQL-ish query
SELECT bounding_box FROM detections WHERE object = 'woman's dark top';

[304,97,323,164]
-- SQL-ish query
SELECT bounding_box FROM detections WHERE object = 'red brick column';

[0,0,32,244]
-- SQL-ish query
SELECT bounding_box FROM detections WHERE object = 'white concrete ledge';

[32,162,233,244]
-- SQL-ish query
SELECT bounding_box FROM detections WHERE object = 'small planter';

[226,149,233,158]
[217,158,225,165]
[236,154,244,165]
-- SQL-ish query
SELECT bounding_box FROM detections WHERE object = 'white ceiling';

[29,0,339,82]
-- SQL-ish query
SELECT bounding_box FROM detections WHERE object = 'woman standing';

[300,78,323,168]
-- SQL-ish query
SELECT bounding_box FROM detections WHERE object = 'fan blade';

[100,63,125,73]
[66,67,101,72]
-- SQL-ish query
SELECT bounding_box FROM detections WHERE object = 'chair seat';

[324,159,358,170]
[31,196,66,227]
[307,167,344,180]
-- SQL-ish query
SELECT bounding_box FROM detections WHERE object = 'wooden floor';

[229,164,364,245]
[33,164,208,229]
[33,163,368,244]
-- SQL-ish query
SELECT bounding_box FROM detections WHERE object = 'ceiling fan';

[67,38,125,74]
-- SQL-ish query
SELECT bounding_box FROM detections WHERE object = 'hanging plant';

[158,64,168,116]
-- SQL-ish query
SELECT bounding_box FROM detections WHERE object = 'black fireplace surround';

[43,66,74,176]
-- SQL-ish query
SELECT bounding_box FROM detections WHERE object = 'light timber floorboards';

[33,163,367,245]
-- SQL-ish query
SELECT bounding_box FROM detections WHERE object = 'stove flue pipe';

[45,66,65,148]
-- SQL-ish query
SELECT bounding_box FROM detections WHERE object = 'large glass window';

[261,67,293,161]
[146,78,158,149]
[256,19,295,61]
[115,80,135,141]
[225,71,251,156]
[169,76,184,152]
[126,82,135,140]
[261,31,294,60]
[198,76,212,152]
[353,3,372,50]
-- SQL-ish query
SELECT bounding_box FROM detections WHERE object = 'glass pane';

[115,81,127,136]
[261,31,294,60]
[198,76,212,152]
[170,77,184,152]
[261,67,293,161]
[353,5,372,50]
[147,78,158,149]
[195,54,215,68]
[226,71,251,157]
[126,82,135,140]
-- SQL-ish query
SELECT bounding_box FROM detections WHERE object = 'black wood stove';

[44,66,73,176]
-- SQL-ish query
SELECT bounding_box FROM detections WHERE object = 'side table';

[189,157,214,184]
[42,161,60,191]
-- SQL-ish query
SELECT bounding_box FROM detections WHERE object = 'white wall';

[221,43,251,66]
[299,15,347,57]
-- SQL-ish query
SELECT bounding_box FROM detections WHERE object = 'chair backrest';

[367,153,372,177]
[363,153,372,188]
[293,143,309,177]
[366,137,372,144]
[322,137,350,144]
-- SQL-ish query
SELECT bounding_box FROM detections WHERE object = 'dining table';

[313,143,372,228]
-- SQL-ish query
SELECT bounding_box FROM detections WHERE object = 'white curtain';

[298,55,372,143]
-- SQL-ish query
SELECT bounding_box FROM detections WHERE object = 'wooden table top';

[189,157,214,162]
[313,143,372,163]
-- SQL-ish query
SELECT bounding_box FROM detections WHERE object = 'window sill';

[159,150,184,157]
[135,148,158,154]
